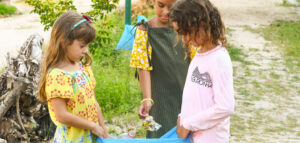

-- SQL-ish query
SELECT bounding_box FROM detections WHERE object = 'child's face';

[154,0,176,24]
[173,22,205,47]
[66,40,89,63]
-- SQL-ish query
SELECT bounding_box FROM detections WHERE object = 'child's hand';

[177,117,190,139]
[104,134,115,138]
[138,101,153,119]
[102,128,115,138]
[91,123,105,138]
[177,117,181,135]
[178,125,190,139]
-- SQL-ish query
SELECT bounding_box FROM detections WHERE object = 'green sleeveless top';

[147,26,190,138]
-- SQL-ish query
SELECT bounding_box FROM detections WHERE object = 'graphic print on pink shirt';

[191,67,212,88]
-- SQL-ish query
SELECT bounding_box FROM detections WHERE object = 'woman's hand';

[91,123,105,138]
[138,100,153,119]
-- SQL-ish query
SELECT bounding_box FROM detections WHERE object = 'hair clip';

[83,14,92,23]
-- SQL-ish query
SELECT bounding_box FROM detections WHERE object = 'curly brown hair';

[169,0,226,48]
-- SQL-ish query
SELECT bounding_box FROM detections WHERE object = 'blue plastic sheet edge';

[96,126,190,143]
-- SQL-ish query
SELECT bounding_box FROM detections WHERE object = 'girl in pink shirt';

[169,0,235,142]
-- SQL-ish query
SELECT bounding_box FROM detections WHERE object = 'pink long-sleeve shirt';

[180,45,235,143]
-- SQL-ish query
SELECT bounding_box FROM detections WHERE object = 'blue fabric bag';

[115,15,148,51]
[96,127,190,143]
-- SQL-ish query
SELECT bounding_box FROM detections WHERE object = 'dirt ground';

[0,0,299,142]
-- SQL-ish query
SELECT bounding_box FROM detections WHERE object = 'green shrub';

[25,0,76,31]
[0,3,17,15]
[89,15,115,54]
[25,0,119,30]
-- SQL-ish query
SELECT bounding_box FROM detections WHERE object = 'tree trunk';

[0,82,25,118]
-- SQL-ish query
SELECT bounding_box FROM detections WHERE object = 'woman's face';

[154,0,176,24]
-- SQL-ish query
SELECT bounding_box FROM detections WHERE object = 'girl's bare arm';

[50,98,104,137]
[138,69,153,118]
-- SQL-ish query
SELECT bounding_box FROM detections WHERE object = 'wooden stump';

[0,34,56,142]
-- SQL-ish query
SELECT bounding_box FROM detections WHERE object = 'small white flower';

[138,48,142,53]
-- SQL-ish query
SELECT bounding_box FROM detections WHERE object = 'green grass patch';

[91,12,141,119]
[281,0,300,7]
[262,20,300,72]
[226,28,234,37]
[281,0,292,7]
[93,51,141,119]
[227,43,253,66]
[0,3,17,16]
[252,80,261,88]
[270,72,280,79]
[227,44,247,63]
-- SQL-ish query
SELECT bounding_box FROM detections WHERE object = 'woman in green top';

[130,0,198,138]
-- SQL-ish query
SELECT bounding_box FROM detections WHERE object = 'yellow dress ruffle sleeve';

[130,28,153,71]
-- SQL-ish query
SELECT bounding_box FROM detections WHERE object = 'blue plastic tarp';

[96,127,191,143]
[115,15,148,51]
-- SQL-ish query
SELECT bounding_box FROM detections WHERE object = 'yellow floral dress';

[130,28,200,70]
[46,64,99,143]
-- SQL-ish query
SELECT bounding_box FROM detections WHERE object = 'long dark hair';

[169,0,226,48]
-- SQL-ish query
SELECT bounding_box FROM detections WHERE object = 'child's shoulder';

[213,47,232,69]
[138,24,147,31]
[82,64,91,71]
[46,68,70,80]
[48,68,64,76]
[135,25,148,38]
[82,64,94,75]
[137,17,156,31]
[45,69,73,88]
